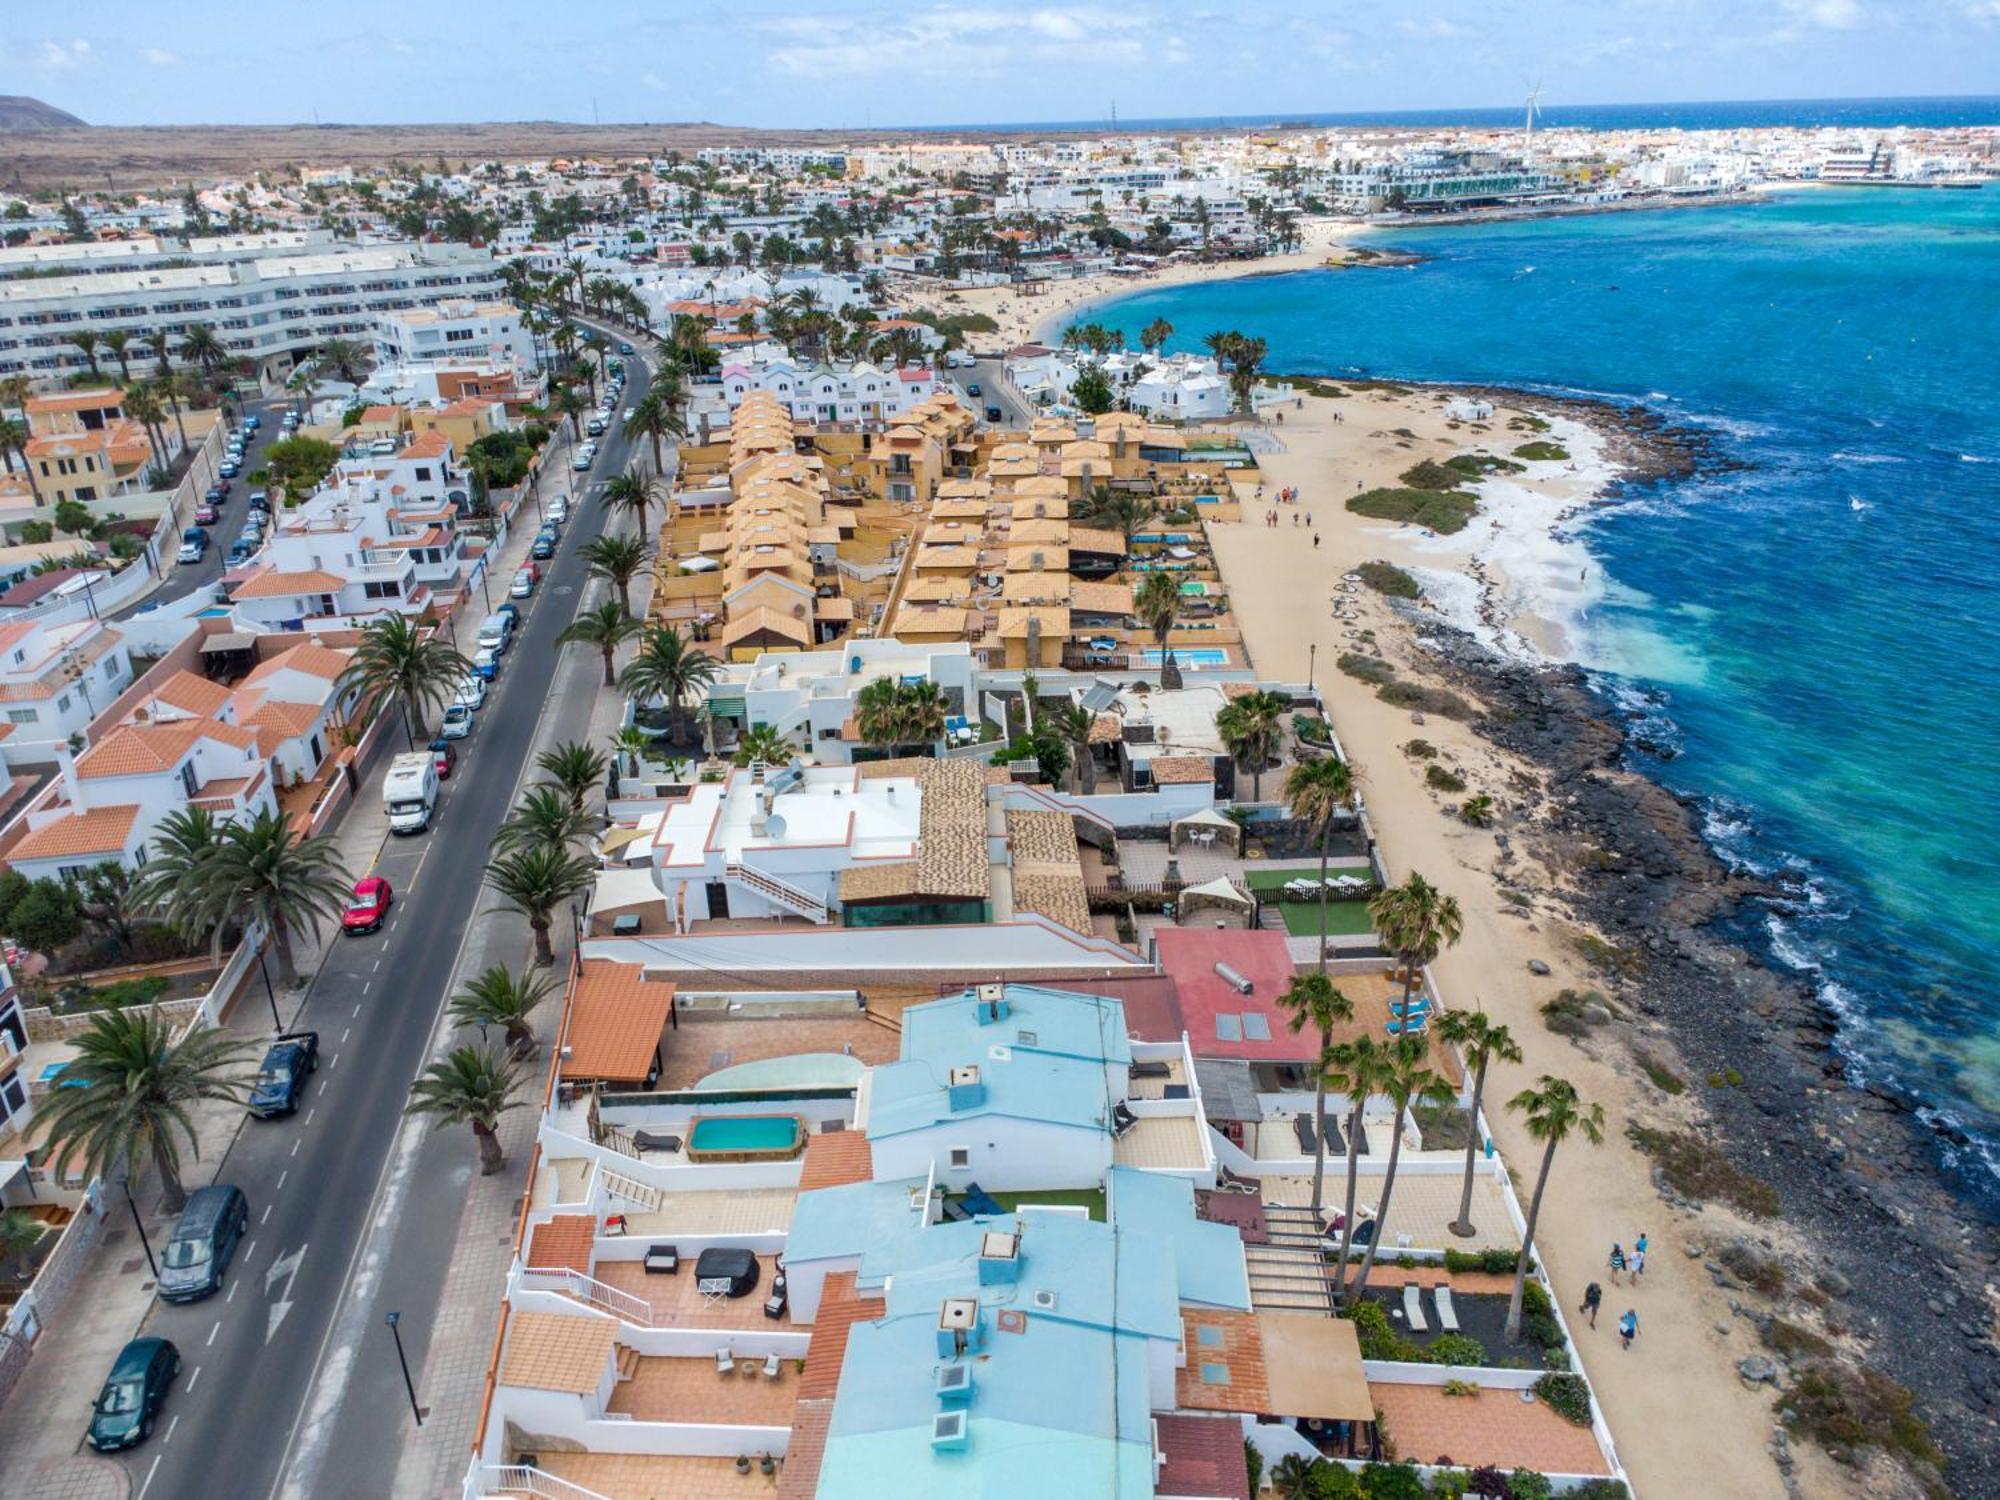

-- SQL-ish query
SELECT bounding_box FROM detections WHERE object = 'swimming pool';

[1143,648,1229,667]
[685,1113,806,1162]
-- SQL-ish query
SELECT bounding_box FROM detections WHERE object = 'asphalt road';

[105,353,653,1500]
[952,356,1035,428]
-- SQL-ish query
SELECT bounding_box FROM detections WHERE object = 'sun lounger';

[1352,1122,1372,1157]
[1403,1282,1428,1333]
[1318,1113,1347,1158]
[633,1130,683,1154]
[1129,1060,1173,1080]
[1434,1286,1460,1332]
[940,1197,972,1222]
[1112,1101,1139,1137]
[714,1347,734,1375]
[763,1352,783,1379]
[1385,1015,1428,1037]
[1216,1166,1260,1195]
[1293,1113,1319,1155]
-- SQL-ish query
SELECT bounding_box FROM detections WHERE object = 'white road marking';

[305,1108,315,1126]
[361,982,370,996]
[139,1455,161,1499]
[276,1170,287,1191]
[265,1245,307,1343]
[290,1138,301,1157]
[185,1365,200,1392]
[206,1322,219,1347]
[242,1239,256,1262]
[327,1053,338,1069]
[165,1414,179,1444]
[341,1028,350,1045]
[372,959,381,973]
[352,1003,362,1017]
[262,1203,273,1224]
[226,1282,238,1303]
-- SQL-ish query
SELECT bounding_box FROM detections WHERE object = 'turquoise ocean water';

[1089,188,2000,1209]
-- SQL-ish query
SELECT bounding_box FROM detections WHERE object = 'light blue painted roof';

[903,985,1134,1068]
[784,1176,928,1270]
[1107,1166,1253,1311]
[865,1052,1110,1138]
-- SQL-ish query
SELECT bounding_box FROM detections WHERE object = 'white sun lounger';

[1402,1282,1428,1333]
[714,1347,734,1375]
[1434,1285,1460,1332]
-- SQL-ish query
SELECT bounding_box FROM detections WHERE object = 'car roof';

[112,1337,169,1374]
[353,875,389,895]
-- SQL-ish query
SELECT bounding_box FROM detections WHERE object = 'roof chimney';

[1214,961,1253,995]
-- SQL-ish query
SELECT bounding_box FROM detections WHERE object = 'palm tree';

[492,784,594,855]
[556,599,640,685]
[316,338,370,384]
[1202,330,1238,370]
[731,723,795,767]
[1276,973,1354,1219]
[549,382,588,443]
[1346,1035,1452,1306]
[337,615,472,745]
[537,742,608,811]
[1085,485,1156,543]
[176,323,229,379]
[0,418,38,506]
[1133,571,1181,689]
[582,533,654,619]
[1217,690,1287,801]
[1284,755,1356,975]
[1503,1077,1606,1342]
[1227,335,1269,415]
[406,1045,525,1175]
[622,389,685,474]
[131,806,227,948]
[36,1008,252,1213]
[69,331,103,380]
[1139,317,1175,355]
[159,370,193,454]
[448,964,556,1056]
[1368,872,1464,1013]
[101,330,135,385]
[485,844,595,965]
[120,383,169,474]
[1044,699,1098,794]
[1323,1037,1385,1302]
[1268,1454,1317,1500]
[601,466,664,544]
[0,1209,41,1280]
[179,811,352,987]
[1435,1009,1523,1239]
[607,724,651,777]
[619,623,717,746]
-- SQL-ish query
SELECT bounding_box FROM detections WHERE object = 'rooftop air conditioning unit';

[977,981,1004,1006]
[931,1410,968,1451]
[938,1297,978,1331]
[1030,1289,1058,1313]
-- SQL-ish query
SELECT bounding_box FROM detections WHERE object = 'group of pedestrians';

[1577,1231,1649,1351]
[1258,486,1313,544]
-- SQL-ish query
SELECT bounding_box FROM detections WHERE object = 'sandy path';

[1214,391,1840,1498]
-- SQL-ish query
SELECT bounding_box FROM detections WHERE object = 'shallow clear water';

[1092,188,2000,1208]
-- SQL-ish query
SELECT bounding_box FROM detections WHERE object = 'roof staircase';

[725,860,831,924]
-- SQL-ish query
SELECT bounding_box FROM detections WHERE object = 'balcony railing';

[475,1465,612,1500]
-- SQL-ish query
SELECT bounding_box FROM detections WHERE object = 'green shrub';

[1442,1248,1528,1275]
[17,519,53,543]
[81,975,173,1010]
[1511,441,1570,462]
[1338,652,1396,686]
[1430,1332,1487,1366]
[1342,1300,1433,1363]
[1521,1281,1552,1319]
[1398,459,1468,491]
[1777,1360,1942,1467]
[1356,560,1421,598]
[1568,1484,1629,1500]
[1458,794,1496,827]
[1308,1461,1361,1500]
[1425,764,1466,793]
[1348,486,1479,534]
[1625,1124,1780,1217]
[1243,1440,1263,1496]
[1635,1051,1686,1095]
[1441,1379,1479,1397]
[1765,1318,1835,1361]
[1509,414,1551,433]
[1402,738,1438,759]
[1533,1372,1592,1425]
[1444,452,1525,478]
[1358,1461,1425,1500]
[1375,681,1472,718]
[1507,1471,1552,1500]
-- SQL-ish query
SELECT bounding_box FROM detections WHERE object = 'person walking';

[1607,1243,1627,1284]
[1618,1308,1639,1350]
[1632,1232,1649,1277]
[1579,1281,1602,1329]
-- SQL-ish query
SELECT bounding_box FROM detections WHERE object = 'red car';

[193,503,220,525]
[342,876,393,934]
[429,737,459,779]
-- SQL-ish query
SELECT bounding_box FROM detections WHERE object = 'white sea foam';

[1960,452,1994,463]
[1830,451,1901,465]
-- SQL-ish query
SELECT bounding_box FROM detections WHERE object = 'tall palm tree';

[1044,700,1097,794]
[69,331,103,380]
[1435,1009,1523,1239]
[1368,872,1464,1013]
[1345,1035,1452,1306]
[316,338,371,384]
[1133,571,1181,689]
[1276,973,1353,1219]
[158,371,193,454]
[622,389,684,475]
[582,533,654,619]
[131,807,227,949]
[731,723,795,767]
[0,374,32,420]
[1284,755,1356,975]
[0,418,38,506]
[1503,1077,1606,1341]
[120,383,169,474]
[601,466,664,544]
[492,784,594,855]
[448,964,556,1055]
[485,844,595,965]
[179,811,352,987]
[36,1008,252,1213]
[536,742,608,811]
[1323,1036,1385,1303]
[1085,486,1156,544]
[619,623,716,745]
[1216,690,1287,801]
[101,330,136,385]
[176,323,229,379]
[406,1045,525,1174]
[1139,317,1175,355]
[556,599,640,685]
[549,382,588,443]
[337,615,472,745]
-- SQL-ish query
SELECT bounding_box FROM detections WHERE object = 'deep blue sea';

[1090,188,2000,1211]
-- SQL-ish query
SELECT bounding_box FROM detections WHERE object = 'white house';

[369,299,537,372]
[0,616,135,764]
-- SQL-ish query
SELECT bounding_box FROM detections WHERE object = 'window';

[1214,1014,1242,1042]
[105,657,118,679]
[180,761,198,799]
[1240,1013,1271,1042]
[362,580,402,600]
[55,694,70,714]
[6,709,36,725]
[947,1147,970,1170]
[415,468,431,481]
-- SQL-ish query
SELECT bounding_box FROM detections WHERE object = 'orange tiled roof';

[26,390,125,414]
[562,961,675,1084]
[10,804,140,862]
[797,1271,882,1401]
[75,721,209,779]
[243,642,353,684]
[231,569,349,600]
[1176,1309,1269,1413]
[242,698,324,738]
[498,1311,616,1395]
[526,1213,596,1276]
[796,1133,873,1193]
[144,669,233,719]
[402,431,450,460]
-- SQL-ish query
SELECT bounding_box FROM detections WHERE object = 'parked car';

[225,540,253,565]
[156,1185,248,1303]
[242,414,260,430]
[546,495,569,524]
[438,701,475,739]
[203,484,225,504]
[193,503,220,526]
[514,560,539,585]
[428,736,459,779]
[530,535,555,561]
[247,1032,320,1117]
[86,1338,180,1452]
[218,460,240,478]
[470,645,501,681]
[177,541,204,565]
[451,675,488,712]
[510,569,535,598]
[247,490,270,513]
[495,601,521,626]
[342,877,393,934]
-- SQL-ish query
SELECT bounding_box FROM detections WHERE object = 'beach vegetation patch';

[1398,459,1470,491]
[1533,1373,1594,1426]
[1634,1050,1687,1095]
[1569,930,1647,977]
[1445,452,1526,478]
[1459,794,1497,827]
[1625,1124,1781,1218]
[1778,1361,1942,1469]
[1338,652,1396,686]
[1509,414,1552,433]
[1377,680,1472,718]
[1424,764,1466,793]
[1349,486,1479,534]
[1402,738,1438,759]
[1765,1318,1836,1361]
[1512,441,1571,462]
[1540,988,1613,1037]
[1357,560,1422,598]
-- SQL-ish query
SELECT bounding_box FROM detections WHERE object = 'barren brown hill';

[0,96,87,131]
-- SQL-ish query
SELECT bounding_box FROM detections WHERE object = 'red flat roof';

[1153,927,1318,1063]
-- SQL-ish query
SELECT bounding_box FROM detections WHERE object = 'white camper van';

[383,752,440,834]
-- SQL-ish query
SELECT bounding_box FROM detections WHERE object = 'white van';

[383,752,440,834]
[546,495,569,524]
[476,612,513,656]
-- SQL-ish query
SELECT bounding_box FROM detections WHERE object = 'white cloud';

[1965,0,2000,17]
[641,72,668,92]
[39,39,94,70]
[1394,18,1473,39]
[1781,0,1864,27]
[140,47,181,66]
[388,39,416,56]
[761,7,1151,80]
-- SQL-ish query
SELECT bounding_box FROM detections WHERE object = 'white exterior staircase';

[725,860,831,923]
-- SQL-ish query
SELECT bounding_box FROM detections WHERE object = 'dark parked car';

[156,1184,248,1302]
[530,536,555,560]
[248,1033,320,1117]
[226,540,253,565]
[87,1338,180,1451]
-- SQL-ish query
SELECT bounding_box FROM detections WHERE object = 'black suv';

[247,1032,320,1118]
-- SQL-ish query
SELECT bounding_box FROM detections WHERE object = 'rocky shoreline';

[1412,622,1998,1493]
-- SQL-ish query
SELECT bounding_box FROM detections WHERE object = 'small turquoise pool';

[686,1113,805,1160]
[1144,648,1229,667]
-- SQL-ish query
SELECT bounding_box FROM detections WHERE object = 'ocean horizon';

[1084,186,2000,1214]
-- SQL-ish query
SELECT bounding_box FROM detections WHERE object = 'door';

[705,881,730,919]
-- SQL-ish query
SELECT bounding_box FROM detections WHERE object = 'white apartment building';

[701,640,978,764]
[1006,349,1235,420]
[0,615,135,763]
[369,299,536,371]
[692,357,939,430]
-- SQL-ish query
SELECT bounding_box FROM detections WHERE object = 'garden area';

[1245,865,1380,938]
[0,865,232,1016]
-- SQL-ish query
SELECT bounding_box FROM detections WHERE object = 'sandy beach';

[1208,388,1854,1499]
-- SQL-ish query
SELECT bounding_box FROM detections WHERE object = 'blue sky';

[4,0,1998,129]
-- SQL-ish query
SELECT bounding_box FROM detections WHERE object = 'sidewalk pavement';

[0,460,570,1500]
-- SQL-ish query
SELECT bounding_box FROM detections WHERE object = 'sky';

[3,0,1998,130]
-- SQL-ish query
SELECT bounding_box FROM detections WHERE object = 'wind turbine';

[1523,82,1544,167]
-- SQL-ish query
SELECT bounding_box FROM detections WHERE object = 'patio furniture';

[715,1347,735,1375]
[960,1183,1007,1218]
[1216,1166,1260,1196]
[694,1248,761,1298]
[633,1131,683,1154]
[1293,1113,1319,1156]
[764,1285,789,1320]
[940,1197,972,1222]
[1129,1061,1173,1080]
[643,1243,680,1275]
[763,1352,783,1379]
[1111,1101,1139,1137]
[1434,1286,1460,1332]
[1385,1016,1428,1037]
[1403,1283,1428,1333]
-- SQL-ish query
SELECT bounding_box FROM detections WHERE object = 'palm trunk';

[616,582,632,619]
[1506,1133,1561,1341]
[474,1120,506,1174]
[1308,1046,1329,1219]
[1450,1059,1488,1238]
[670,692,686,745]
[530,916,554,966]
[1347,1098,1406,1305]
[1399,950,1418,1010]
[405,687,429,745]
[649,430,662,473]
[599,645,617,687]
[167,397,189,454]
[154,1143,189,1215]
[1330,1096,1364,1302]
[271,913,300,989]
[505,1019,534,1053]
[1316,824,1332,977]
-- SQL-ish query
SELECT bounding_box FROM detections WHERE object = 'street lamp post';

[384,1312,423,1426]
[255,945,283,1033]
[1308,642,1316,696]
[119,1177,159,1281]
